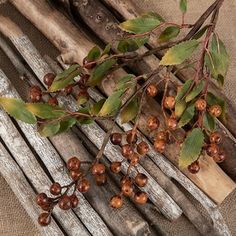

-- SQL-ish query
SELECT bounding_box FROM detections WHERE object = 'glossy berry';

[70,170,82,181]
[134,192,148,205]
[146,84,158,97]
[110,162,122,174]
[70,194,79,208]
[50,182,61,196]
[110,133,122,145]
[36,193,48,206]
[209,105,222,117]
[120,177,132,187]
[121,144,134,158]
[195,99,207,111]
[110,195,123,209]
[77,179,90,193]
[126,130,138,144]
[156,131,168,142]
[38,212,51,226]
[137,141,149,156]
[95,174,107,186]
[154,139,166,153]
[92,163,105,175]
[135,173,148,187]
[28,85,42,102]
[58,195,72,210]
[166,118,178,130]
[209,132,221,144]
[213,150,226,163]
[48,97,58,106]
[43,73,55,87]
[83,57,97,70]
[62,84,74,95]
[188,160,200,174]
[163,96,175,109]
[127,152,140,166]
[67,157,81,171]
[78,74,89,88]
[147,116,160,130]
[206,144,219,157]
[121,182,133,197]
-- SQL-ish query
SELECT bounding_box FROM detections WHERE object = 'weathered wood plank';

[0,142,64,236]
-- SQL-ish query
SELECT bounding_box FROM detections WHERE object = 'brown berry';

[127,153,140,166]
[188,160,200,174]
[36,193,48,206]
[110,162,122,174]
[154,139,166,153]
[120,177,132,186]
[147,84,158,97]
[50,182,61,195]
[206,144,219,157]
[58,195,72,210]
[213,150,226,163]
[83,57,97,69]
[110,133,122,145]
[48,97,58,106]
[134,192,148,205]
[67,157,81,171]
[121,182,133,197]
[121,144,134,158]
[63,84,73,94]
[155,131,168,142]
[126,130,138,144]
[78,74,89,89]
[77,179,90,193]
[137,141,149,156]
[195,99,207,111]
[209,132,221,144]
[209,105,222,117]
[38,212,51,226]
[43,73,55,87]
[70,170,82,181]
[147,116,160,130]
[92,163,105,175]
[166,118,178,130]
[110,195,123,209]
[95,174,107,186]
[164,96,175,109]
[28,85,42,102]
[70,194,79,208]
[135,173,148,187]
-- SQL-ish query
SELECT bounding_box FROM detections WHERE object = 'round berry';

[28,85,42,102]
[38,212,51,226]
[70,194,79,208]
[83,57,97,70]
[137,141,149,156]
[48,97,58,106]
[67,157,81,171]
[95,174,107,186]
[163,96,175,109]
[126,130,138,144]
[166,118,178,130]
[43,73,55,87]
[121,182,133,197]
[206,144,219,157]
[77,179,90,193]
[70,170,82,181]
[110,195,123,209]
[155,131,168,142]
[195,99,207,111]
[50,182,61,196]
[62,84,74,94]
[36,193,48,206]
[147,116,160,130]
[213,150,226,163]
[134,192,148,205]
[121,144,134,158]
[209,105,222,117]
[127,153,140,166]
[209,132,221,144]
[154,139,166,153]
[147,84,157,97]
[135,173,148,187]
[188,160,200,174]
[110,133,122,145]
[58,195,72,210]
[92,163,105,175]
[110,162,122,174]
[120,176,132,187]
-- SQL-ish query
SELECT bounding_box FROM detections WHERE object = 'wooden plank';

[0,70,112,236]
[0,142,64,236]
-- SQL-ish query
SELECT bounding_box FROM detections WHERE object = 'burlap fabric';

[0,1,236,235]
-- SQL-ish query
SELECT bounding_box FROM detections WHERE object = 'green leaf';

[179,128,204,168]
[175,100,187,117]
[205,34,229,86]
[87,46,101,61]
[203,112,216,132]
[179,0,187,13]
[120,98,139,124]
[175,79,192,102]
[77,108,93,125]
[160,40,199,65]
[89,99,106,115]
[192,26,209,40]
[185,80,205,102]
[0,97,36,124]
[116,74,136,91]
[178,104,195,127]
[98,91,123,116]
[86,59,116,86]
[119,12,162,34]
[158,26,180,43]
[26,103,65,119]
[39,122,60,137]
[58,117,77,134]
[49,64,80,92]
[117,36,149,53]
[102,44,111,56]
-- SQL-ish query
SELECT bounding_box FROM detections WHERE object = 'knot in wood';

[95,13,103,23]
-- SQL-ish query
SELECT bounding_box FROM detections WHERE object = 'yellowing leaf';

[160,40,199,65]
[158,26,180,43]
[0,97,36,124]
[175,100,186,117]
[120,98,139,124]
[39,122,60,137]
